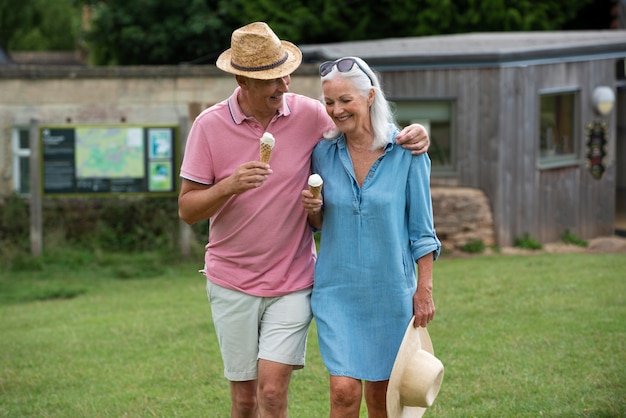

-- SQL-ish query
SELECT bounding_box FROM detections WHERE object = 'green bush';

[0,195,208,267]
[460,239,486,253]
[43,197,183,252]
[514,233,543,250]
[0,193,30,251]
[561,229,588,247]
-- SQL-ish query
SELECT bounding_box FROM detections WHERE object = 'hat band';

[231,52,289,72]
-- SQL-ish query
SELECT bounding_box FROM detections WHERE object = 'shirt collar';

[227,87,291,125]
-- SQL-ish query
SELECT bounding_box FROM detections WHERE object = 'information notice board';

[41,125,178,196]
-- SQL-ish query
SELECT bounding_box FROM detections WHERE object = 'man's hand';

[226,161,273,195]
[178,161,272,224]
[396,123,430,155]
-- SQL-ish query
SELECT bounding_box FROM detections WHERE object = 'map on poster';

[75,127,145,178]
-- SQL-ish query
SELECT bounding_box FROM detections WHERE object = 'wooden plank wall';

[382,57,617,246]
[531,59,616,243]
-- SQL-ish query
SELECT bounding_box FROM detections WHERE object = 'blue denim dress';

[311,130,441,381]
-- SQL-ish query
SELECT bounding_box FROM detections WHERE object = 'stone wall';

[432,187,495,250]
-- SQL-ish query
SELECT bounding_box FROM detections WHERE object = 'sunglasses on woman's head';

[319,58,374,86]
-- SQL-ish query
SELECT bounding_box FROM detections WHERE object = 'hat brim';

[387,318,435,418]
[215,41,302,80]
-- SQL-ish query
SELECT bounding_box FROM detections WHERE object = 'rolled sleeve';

[408,153,441,262]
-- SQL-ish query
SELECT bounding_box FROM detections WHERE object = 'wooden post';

[178,115,192,258]
[29,118,42,256]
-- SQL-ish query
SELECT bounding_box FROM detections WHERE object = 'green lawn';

[1,252,624,417]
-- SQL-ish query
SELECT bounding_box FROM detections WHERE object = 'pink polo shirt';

[180,88,334,297]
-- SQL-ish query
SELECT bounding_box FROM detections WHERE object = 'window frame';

[537,87,581,170]
[390,98,456,176]
[12,127,31,195]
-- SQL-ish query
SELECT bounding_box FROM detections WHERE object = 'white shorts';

[206,280,313,381]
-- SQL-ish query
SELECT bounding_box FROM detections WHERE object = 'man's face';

[240,75,291,114]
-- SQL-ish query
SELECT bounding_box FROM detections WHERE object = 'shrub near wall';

[47,197,182,252]
[0,194,207,261]
[0,193,30,253]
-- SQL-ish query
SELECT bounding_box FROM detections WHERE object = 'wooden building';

[301,31,626,245]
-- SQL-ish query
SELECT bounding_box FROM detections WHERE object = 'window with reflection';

[539,90,577,165]
[393,100,454,174]
[12,127,30,194]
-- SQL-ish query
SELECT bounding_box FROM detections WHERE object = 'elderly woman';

[301,57,441,417]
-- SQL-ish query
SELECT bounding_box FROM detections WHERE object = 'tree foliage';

[0,0,79,51]
[228,0,597,41]
[0,0,38,50]
[82,0,243,65]
[1,0,602,65]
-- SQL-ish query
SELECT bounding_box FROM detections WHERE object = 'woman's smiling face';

[322,77,372,136]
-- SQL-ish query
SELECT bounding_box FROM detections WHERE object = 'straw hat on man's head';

[387,317,444,418]
[216,22,302,80]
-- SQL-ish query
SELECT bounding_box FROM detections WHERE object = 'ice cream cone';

[260,143,273,163]
[308,174,323,199]
[260,132,275,163]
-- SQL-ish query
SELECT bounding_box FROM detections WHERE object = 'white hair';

[320,57,397,150]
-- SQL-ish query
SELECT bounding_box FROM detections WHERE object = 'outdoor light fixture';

[592,86,615,116]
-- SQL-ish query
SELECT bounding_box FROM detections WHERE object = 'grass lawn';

[0,251,624,417]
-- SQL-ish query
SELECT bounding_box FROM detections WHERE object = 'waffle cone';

[309,185,323,199]
[260,143,273,163]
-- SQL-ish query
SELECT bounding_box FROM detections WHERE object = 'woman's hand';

[301,189,323,229]
[413,287,435,328]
